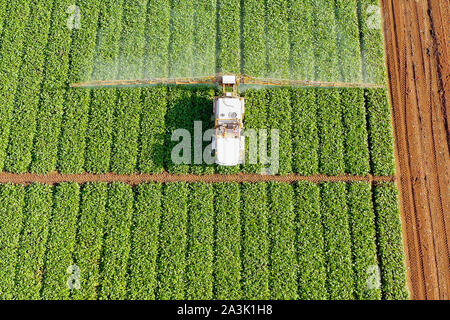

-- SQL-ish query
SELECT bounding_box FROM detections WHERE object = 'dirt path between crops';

[0,172,394,186]
[381,0,449,300]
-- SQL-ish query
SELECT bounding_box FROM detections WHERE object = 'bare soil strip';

[0,172,394,186]
[381,0,449,300]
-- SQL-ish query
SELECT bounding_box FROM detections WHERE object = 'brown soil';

[0,172,394,186]
[381,0,449,300]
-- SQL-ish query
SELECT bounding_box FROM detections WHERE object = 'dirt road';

[381,0,449,300]
[0,172,394,186]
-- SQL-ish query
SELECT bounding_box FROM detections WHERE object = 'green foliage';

[165,87,193,173]
[0,1,31,170]
[217,0,240,73]
[291,88,319,175]
[191,88,216,174]
[0,184,25,299]
[296,182,327,299]
[242,0,266,77]
[85,0,124,173]
[266,0,290,78]
[109,1,147,173]
[186,183,214,299]
[143,0,170,78]
[347,182,381,299]
[0,0,8,42]
[169,0,194,77]
[118,0,147,80]
[289,0,315,80]
[158,182,188,299]
[128,183,162,299]
[241,183,269,299]
[14,183,52,299]
[92,0,124,81]
[334,0,363,82]
[312,0,339,81]
[242,89,267,174]
[84,89,115,173]
[58,0,101,173]
[267,88,292,174]
[366,89,396,176]
[0,0,404,301]
[357,0,387,84]
[213,183,241,299]
[268,183,297,299]
[30,0,73,173]
[139,87,167,173]
[321,182,354,299]
[193,0,216,76]
[111,89,142,173]
[317,89,345,175]
[374,183,409,300]
[5,0,54,173]
[72,183,108,300]
[341,88,370,175]
[99,183,133,300]
[41,183,79,300]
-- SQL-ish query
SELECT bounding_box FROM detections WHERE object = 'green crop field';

[0,85,395,176]
[0,0,408,301]
[0,0,392,176]
[0,182,409,300]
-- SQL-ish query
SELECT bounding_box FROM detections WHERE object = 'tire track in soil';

[381,0,449,300]
[0,172,395,186]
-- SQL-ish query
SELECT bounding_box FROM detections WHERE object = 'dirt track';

[0,172,394,186]
[381,0,449,300]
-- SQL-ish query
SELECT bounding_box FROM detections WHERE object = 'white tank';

[212,97,245,166]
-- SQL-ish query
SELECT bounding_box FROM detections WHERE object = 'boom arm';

[70,74,385,89]
[70,76,218,88]
[240,75,385,89]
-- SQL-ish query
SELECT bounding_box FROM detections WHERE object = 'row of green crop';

[84,1,124,173]
[0,86,394,175]
[217,0,240,74]
[41,183,79,299]
[4,0,54,173]
[58,0,102,174]
[0,181,408,300]
[169,0,194,77]
[0,0,9,44]
[193,0,217,76]
[99,183,134,299]
[143,0,170,78]
[0,0,32,170]
[30,0,74,174]
[111,0,147,174]
[185,183,215,299]
[242,0,265,77]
